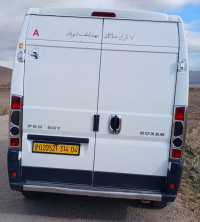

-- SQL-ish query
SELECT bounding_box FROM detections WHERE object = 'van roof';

[27,8,182,23]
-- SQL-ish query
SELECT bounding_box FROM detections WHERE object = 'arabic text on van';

[66,30,100,39]
[104,32,135,41]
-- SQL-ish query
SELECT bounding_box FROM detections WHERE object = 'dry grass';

[0,105,10,116]
[179,89,200,217]
[0,88,10,116]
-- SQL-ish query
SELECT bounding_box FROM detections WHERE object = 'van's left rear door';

[22,16,103,185]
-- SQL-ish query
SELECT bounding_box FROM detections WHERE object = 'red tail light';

[10,95,22,148]
[10,138,19,146]
[11,96,21,110]
[175,107,185,121]
[172,149,182,159]
[170,106,186,159]
[92,11,116,17]
[11,172,17,178]
[169,183,175,189]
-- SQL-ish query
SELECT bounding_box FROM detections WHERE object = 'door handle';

[109,115,122,134]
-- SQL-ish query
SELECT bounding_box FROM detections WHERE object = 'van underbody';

[8,8,188,206]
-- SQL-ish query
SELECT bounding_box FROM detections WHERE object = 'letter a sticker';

[33,29,39,36]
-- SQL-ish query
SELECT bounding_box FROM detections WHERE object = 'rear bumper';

[9,181,176,202]
[24,182,162,201]
[8,147,181,203]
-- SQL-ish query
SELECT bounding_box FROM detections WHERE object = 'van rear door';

[93,19,179,191]
[22,16,103,185]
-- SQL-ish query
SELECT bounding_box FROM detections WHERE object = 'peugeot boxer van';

[8,8,189,208]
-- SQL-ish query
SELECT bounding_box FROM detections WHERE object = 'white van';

[8,8,188,208]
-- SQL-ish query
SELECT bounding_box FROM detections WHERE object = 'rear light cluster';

[10,95,22,147]
[170,106,186,159]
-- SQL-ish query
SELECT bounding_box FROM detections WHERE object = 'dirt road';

[0,115,198,222]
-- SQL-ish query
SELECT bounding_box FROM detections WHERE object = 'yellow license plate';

[32,142,80,156]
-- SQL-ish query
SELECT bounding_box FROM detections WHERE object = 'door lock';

[109,115,122,134]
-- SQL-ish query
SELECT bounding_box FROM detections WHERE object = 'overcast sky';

[0,0,200,70]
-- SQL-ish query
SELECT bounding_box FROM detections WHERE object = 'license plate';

[32,142,80,156]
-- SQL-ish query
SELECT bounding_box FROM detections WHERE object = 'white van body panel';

[10,15,30,96]
[27,8,182,22]
[22,14,180,173]
[8,8,189,201]
[102,20,178,47]
[27,16,103,44]
[22,17,103,170]
[175,22,189,106]
[95,49,178,176]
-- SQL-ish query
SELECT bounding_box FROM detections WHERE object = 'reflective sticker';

[19,42,24,49]
[33,29,39,36]
[29,48,40,60]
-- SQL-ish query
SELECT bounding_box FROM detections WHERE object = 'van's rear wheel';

[22,191,37,199]
[150,201,168,209]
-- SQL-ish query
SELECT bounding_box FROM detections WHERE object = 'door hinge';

[177,59,186,72]
[93,115,100,132]
[17,50,25,63]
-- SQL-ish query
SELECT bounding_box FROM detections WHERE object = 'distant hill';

[0,66,12,87]
[189,71,200,84]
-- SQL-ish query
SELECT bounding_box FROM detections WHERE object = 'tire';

[22,191,38,199]
[150,201,168,209]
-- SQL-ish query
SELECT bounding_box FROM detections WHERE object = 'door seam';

[92,18,105,186]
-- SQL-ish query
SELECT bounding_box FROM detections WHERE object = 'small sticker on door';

[29,48,40,60]
[18,42,24,49]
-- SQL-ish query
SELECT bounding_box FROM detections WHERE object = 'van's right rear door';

[93,19,179,191]
[22,16,103,185]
